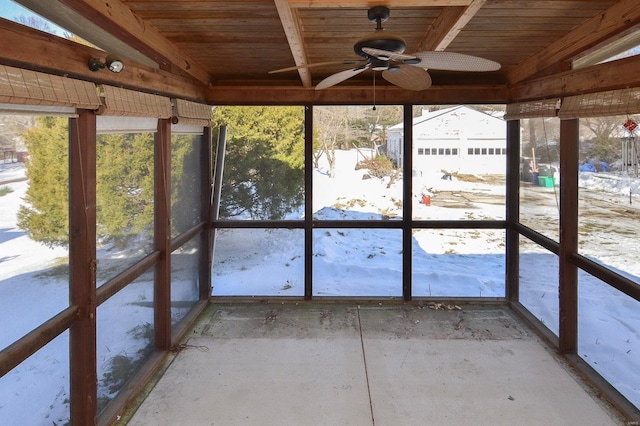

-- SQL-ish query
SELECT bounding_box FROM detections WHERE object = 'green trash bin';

[538,176,555,187]
[538,166,555,177]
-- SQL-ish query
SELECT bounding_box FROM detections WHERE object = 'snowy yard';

[1,150,639,424]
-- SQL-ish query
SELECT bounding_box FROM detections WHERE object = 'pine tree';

[18,107,302,245]
[17,119,196,248]
[17,117,69,248]
[95,132,155,246]
[171,134,202,236]
[212,106,305,220]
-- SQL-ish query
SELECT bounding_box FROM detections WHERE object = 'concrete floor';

[127,302,625,425]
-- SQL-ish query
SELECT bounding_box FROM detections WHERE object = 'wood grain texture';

[6,0,637,102]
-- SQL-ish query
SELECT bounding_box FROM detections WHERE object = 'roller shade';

[171,98,212,127]
[97,85,172,118]
[0,64,100,110]
[96,116,159,134]
[504,99,560,120]
[559,88,640,119]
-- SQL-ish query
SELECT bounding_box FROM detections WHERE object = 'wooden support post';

[200,127,213,301]
[304,105,313,300]
[559,118,579,354]
[69,110,97,424]
[506,119,521,302]
[155,119,172,350]
[402,104,413,301]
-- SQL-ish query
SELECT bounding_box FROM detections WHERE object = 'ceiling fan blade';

[268,59,366,74]
[409,51,501,72]
[361,47,416,62]
[315,65,370,90]
[382,65,432,91]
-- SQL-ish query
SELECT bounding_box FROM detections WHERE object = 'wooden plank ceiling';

[6,0,640,104]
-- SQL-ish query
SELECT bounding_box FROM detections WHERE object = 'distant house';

[386,105,507,174]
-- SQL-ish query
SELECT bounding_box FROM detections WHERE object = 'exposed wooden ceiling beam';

[508,0,640,85]
[418,7,462,51]
[274,0,312,88]
[510,54,640,102]
[32,0,212,85]
[287,0,473,8]
[419,0,486,51]
[573,27,640,69]
[207,84,508,106]
[14,0,158,69]
[0,19,206,101]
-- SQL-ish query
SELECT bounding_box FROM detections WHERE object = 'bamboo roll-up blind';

[0,65,100,109]
[171,98,212,127]
[559,88,640,119]
[504,99,560,120]
[98,85,172,118]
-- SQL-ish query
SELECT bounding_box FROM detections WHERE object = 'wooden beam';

[69,109,98,424]
[288,0,473,7]
[508,0,640,85]
[510,54,640,102]
[558,118,579,354]
[200,127,214,301]
[402,104,413,301]
[274,0,313,88]
[14,0,157,68]
[0,307,77,377]
[0,19,207,101]
[419,7,463,52]
[304,106,313,300]
[420,0,486,51]
[505,119,520,302]
[207,84,509,105]
[53,0,212,85]
[96,252,161,306]
[154,119,172,350]
[573,27,640,69]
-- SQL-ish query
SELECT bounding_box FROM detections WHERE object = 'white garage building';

[386,105,506,175]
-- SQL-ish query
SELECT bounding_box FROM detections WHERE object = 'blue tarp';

[579,161,609,172]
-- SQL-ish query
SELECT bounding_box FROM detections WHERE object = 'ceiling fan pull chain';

[373,71,377,111]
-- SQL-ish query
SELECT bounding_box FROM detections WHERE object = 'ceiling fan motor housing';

[354,31,407,58]
[354,6,406,59]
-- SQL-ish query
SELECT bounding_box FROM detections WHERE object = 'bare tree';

[580,116,623,164]
[313,106,404,177]
[314,107,349,177]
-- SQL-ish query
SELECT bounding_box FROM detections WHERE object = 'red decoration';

[623,119,637,132]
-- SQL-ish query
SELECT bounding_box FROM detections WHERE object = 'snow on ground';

[580,170,640,196]
[1,151,640,424]
[0,163,158,423]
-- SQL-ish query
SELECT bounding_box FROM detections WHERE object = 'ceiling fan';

[269,6,501,91]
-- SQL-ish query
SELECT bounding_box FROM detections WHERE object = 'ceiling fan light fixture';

[387,65,401,73]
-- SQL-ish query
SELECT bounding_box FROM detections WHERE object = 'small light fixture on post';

[88,54,125,73]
